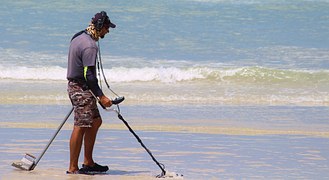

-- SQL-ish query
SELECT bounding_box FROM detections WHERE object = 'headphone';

[94,11,108,31]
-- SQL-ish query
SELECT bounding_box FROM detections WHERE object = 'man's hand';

[99,95,112,107]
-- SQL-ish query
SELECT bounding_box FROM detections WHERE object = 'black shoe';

[80,163,109,173]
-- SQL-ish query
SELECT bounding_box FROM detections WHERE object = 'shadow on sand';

[107,169,150,176]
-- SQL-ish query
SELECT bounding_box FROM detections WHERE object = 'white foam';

[0,65,66,81]
[1,64,329,86]
[105,67,205,83]
[0,65,209,82]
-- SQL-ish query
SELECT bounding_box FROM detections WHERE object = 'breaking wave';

[0,65,328,85]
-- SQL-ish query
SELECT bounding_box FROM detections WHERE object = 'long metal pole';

[31,107,74,170]
[116,112,166,177]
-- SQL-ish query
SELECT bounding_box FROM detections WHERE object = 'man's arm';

[84,66,112,107]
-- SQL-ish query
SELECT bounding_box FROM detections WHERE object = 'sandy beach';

[1,105,329,180]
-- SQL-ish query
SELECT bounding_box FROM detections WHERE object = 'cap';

[92,11,116,29]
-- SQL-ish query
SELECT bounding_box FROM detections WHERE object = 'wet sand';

[1,127,329,179]
[1,104,329,179]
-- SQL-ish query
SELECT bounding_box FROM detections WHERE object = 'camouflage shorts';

[67,81,101,127]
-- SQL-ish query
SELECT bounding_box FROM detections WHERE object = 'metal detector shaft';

[112,109,166,176]
[89,90,166,176]
[31,107,74,170]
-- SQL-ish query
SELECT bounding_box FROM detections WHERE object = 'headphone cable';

[97,41,120,97]
[97,41,122,113]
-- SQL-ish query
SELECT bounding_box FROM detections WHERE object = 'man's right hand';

[99,95,112,107]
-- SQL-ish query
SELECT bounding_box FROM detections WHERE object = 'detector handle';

[97,96,125,110]
[112,96,125,105]
[89,90,124,109]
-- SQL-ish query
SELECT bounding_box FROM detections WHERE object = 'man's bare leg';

[68,126,85,172]
[83,117,102,166]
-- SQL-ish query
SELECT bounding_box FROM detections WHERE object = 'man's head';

[87,11,116,40]
[92,11,116,31]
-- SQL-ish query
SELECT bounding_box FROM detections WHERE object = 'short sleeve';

[82,47,97,67]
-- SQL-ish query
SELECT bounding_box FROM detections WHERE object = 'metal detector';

[90,90,183,178]
[12,107,74,171]
[96,41,182,178]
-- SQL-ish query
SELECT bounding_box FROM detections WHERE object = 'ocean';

[0,0,328,106]
[1,0,329,179]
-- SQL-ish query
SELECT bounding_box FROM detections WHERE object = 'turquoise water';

[1,0,329,105]
[1,0,329,61]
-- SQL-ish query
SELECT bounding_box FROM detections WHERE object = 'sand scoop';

[12,107,74,171]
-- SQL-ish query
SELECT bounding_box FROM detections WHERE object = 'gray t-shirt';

[67,32,98,81]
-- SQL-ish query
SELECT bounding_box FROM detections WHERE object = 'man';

[66,11,116,174]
